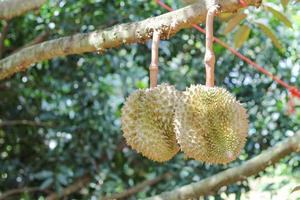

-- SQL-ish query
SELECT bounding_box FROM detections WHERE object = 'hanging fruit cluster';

[121,4,248,164]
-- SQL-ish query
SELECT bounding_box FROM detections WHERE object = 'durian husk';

[121,84,180,162]
[174,85,248,164]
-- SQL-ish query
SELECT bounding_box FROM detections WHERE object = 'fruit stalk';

[149,31,160,88]
[204,5,218,87]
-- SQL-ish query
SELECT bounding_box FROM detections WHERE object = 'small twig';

[0,20,9,58]
[149,31,160,88]
[102,172,172,200]
[204,4,218,87]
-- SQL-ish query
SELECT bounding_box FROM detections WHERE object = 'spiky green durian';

[174,85,248,164]
[121,84,180,162]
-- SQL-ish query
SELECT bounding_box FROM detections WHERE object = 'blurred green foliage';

[0,0,299,199]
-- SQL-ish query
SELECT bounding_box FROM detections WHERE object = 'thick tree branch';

[0,0,47,20]
[0,0,261,80]
[102,172,172,200]
[146,131,300,200]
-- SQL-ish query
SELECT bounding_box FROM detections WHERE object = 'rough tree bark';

[145,132,300,200]
[0,0,261,80]
[0,0,47,20]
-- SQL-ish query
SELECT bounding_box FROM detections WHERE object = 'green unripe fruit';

[174,85,248,164]
[121,84,180,162]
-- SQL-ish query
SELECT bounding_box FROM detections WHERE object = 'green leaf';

[264,5,293,28]
[234,25,251,48]
[219,13,234,21]
[224,13,247,35]
[40,178,53,189]
[256,22,284,51]
[280,0,289,9]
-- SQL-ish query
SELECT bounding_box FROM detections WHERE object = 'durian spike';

[149,31,160,88]
[204,3,218,87]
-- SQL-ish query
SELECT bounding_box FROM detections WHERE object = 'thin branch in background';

[102,172,172,200]
[0,120,54,127]
[36,139,124,200]
[145,132,300,200]
[0,187,50,200]
[46,175,91,200]
[0,20,9,59]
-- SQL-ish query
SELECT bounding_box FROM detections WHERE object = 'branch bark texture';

[145,132,300,200]
[0,0,261,80]
[0,0,46,20]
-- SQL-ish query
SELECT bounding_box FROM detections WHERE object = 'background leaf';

[224,13,247,35]
[280,0,289,9]
[256,22,284,50]
[234,25,251,48]
[264,5,293,28]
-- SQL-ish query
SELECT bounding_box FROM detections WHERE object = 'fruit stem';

[149,31,160,88]
[204,4,218,87]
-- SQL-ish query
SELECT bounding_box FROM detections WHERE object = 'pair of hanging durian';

[121,5,248,164]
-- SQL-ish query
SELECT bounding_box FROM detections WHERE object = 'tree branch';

[0,0,47,20]
[46,175,91,200]
[44,140,125,200]
[145,131,300,200]
[0,0,261,80]
[0,120,53,127]
[0,187,49,200]
[102,172,172,200]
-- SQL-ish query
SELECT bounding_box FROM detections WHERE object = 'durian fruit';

[174,85,248,164]
[121,84,180,162]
